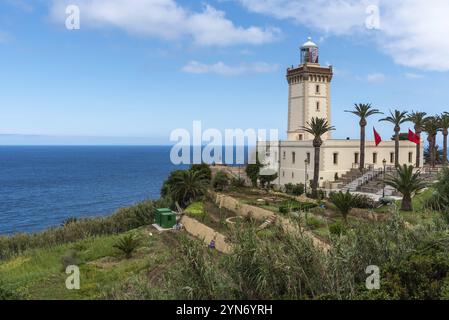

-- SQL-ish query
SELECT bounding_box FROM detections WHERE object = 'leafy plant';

[329,191,355,223]
[212,171,230,191]
[385,165,427,211]
[113,234,141,259]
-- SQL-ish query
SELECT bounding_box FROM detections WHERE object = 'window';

[354,153,359,164]
[409,152,413,163]
[282,171,285,177]
[306,152,311,164]
[333,153,338,165]
[373,153,378,164]
[292,172,295,179]
[298,134,303,141]
[316,85,320,94]
[292,152,296,164]
[390,152,395,164]
[316,101,320,111]
[283,151,286,160]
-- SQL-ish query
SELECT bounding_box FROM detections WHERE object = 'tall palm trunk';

[359,120,366,172]
[312,139,321,197]
[444,129,448,165]
[401,193,413,211]
[394,126,400,167]
[427,135,434,167]
[415,128,422,168]
[431,134,437,167]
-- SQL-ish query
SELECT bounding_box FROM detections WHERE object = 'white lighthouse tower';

[287,37,333,141]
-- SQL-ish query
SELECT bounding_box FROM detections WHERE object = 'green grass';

[0,227,173,300]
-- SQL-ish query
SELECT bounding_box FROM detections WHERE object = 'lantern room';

[300,37,319,64]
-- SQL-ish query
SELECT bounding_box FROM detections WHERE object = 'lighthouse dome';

[301,37,318,48]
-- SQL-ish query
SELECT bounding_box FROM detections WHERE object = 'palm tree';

[329,191,355,223]
[345,103,382,172]
[384,165,426,211]
[380,110,409,167]
[168,170,209,207]
[407,111,427,168]
[422,117,441,167]
[440,113,449,165]
[301,117,335,198]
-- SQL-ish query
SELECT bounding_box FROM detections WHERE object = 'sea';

[0,146,189,235]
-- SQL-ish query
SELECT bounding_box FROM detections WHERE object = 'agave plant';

[113,234,141,259]
[384,165,427,211]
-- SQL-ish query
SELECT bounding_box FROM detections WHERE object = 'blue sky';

[0,0,448,145]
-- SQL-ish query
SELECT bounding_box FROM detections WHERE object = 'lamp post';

[304,159,309,194]
[382,159,387,198]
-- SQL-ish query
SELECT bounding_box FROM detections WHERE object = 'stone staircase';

[340,165,396,195]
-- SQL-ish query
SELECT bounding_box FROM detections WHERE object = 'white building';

[259,38,420,189]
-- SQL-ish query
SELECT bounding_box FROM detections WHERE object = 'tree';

[329,191,355,223]
[422,117,441,167]
[384,165,427,211]
[245,155,263,187]
[439,113,449,165]
[380,110,409,167]
[407,111,427,168]
[212,171,230,191]
[301,117,335,198]
[259,173,278,189]
[191,163,212,182]
[166,170,209,207]
[345,103,382,172]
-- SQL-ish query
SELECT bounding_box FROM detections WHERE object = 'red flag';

[373,127,382,146]
[408,129,420,144]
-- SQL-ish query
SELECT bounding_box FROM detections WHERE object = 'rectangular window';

[390,152,395,164]
[292,172,294,179]
[283,151,286,160]
[333,153,338,165]
[292,152,296,164]
[373,153,378,164]
[354,153,359,164]
[283,171,285,177]
[316,101,320,111]
[316,85,320,94]
[409,152,413,163]
[306,152,311,164]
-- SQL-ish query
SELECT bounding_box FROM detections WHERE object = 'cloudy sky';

[0,0,448,144]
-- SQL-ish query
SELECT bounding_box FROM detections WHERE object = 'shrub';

[190,163,212,182]
[0,282,23,300]
[212,171,230,191]
[185,202,207,221]
[60,249,80,271]
[113,234,141,259]
[306,215,325,230]
[329,191,355,223]
[231,177,246,188]
[425,168,449,212]
[352,194,376,209]
[284,183,305,196]
[329,221,345,236]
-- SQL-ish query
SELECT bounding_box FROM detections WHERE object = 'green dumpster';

[154,208,177,229]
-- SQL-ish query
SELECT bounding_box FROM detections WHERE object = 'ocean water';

[0,146,188,235]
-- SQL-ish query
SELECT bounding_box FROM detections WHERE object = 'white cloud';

[181,61,279,76]
[236,0,449,71]
[405,73,424,79]
[50,0,280,46]
[365,72,386,83]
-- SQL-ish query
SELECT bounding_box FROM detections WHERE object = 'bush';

[212,171,230,191]
[190,163,212,182]
[185,202,207,221]
[113,234,141,259]
[306,215,325,230]
[279,200,317,214]
[352,194,376,209]
[329,221,345,236]
[60,249,80,271]
[231,177,246,188]
[284,183,305,196]
[0,282,23,300]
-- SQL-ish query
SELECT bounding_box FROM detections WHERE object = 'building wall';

[259,140,423,187]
